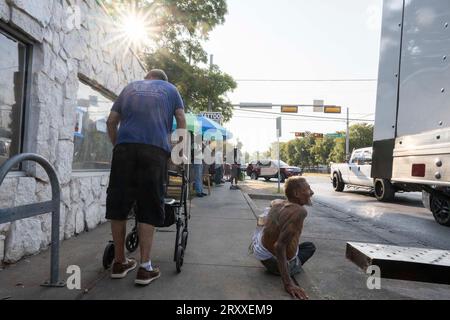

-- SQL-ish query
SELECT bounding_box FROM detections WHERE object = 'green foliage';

[349,123,374,152]
[103,0,236,122]
[261,124,374,167]
[146,50,236,121]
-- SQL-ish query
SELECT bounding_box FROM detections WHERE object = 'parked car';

[247,159,302,182]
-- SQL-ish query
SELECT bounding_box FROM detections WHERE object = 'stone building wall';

[0,0,146,263]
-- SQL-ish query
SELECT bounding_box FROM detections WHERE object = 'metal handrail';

[0,153,65,287]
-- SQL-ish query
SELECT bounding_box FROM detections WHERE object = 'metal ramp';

[346,242,450,285]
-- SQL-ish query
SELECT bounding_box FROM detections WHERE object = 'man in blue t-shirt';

[105,69,186,286]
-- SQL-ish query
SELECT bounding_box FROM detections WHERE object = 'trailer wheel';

[333,173,345,192]
[374,179,395,202]
[430,195,450,227]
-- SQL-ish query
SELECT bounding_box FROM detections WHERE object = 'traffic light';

[281,105,298,113]
[324,106,342,114]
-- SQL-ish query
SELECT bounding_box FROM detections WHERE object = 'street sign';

[239,103,273,109]
[314,100,324,113]
[324,106,342,114]
[281,105,298,113]
[326,133,345,139]
[276,117,282,137]
[198,112,223,124]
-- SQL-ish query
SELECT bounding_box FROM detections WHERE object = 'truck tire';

[430,195,450,227]
[251,172,258,180]
[374,179,395,202]
[332,173,345,192]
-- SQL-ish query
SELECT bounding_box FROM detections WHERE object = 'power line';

[231,115,344,123]
[235,78,377,83]
[233,108,375,122]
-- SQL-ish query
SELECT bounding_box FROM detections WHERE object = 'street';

[244,175,450,299]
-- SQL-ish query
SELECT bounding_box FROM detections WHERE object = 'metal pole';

[346,107,350,160]
[208,54,214,112]
[277,134,281,194]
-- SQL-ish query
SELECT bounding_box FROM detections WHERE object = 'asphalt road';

[257,175,450,250]
[247,175,450,299]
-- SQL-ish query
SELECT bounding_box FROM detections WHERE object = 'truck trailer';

[372,0,450,226]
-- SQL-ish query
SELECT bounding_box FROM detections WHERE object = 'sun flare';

[105,2,156,53]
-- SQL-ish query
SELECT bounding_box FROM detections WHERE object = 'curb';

[241,193,261,219]
[247,193,286,201]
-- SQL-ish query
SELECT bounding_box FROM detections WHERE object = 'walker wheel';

[125,231,139,253]
[102,242,115,270]
[176,245,184,273]
[181,230,189,249]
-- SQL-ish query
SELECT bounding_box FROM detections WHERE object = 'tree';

[329,138,346,163]
[311,136,336,166]
[349,123,374,152]
[103,0,236,121]
[329,124,374,163]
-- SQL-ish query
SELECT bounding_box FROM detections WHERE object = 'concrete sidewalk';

[0,183,313,300]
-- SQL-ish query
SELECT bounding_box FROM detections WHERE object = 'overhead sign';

[239,103,273,109]
[314,100,324,113]
[295,132,324,138]
[281,105,298,113]
[326,133,345,139]
[324,106,342,114]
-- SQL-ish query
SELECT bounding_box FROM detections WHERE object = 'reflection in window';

[73,81,114,170]
[0,29,28,167]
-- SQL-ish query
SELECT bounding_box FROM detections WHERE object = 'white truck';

[331,147,374,192]
[372,0,450,226]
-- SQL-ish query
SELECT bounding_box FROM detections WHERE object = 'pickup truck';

[330,147,374,192]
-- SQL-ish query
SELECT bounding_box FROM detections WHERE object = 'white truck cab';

[331,147,374,191]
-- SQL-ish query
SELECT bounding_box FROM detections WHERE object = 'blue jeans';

[261,242,316,276]
[215,165,223,184]
[194,164,203,194]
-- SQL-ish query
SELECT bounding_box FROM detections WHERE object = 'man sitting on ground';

[250,176,316,300]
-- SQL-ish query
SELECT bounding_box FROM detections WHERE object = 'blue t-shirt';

[111,80,184,153]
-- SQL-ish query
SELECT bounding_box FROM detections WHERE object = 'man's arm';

[106,111,121,146]
[175,108,186,130]
[274,207,308,300]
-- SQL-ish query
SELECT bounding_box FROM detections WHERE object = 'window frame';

[72,77,117,173]
[0,22,33,172]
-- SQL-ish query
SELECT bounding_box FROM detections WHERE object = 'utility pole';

[276,117,282,194]
[346,107,350,161]
[208,54,214,112]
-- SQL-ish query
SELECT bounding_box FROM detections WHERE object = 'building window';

[72,81,114,171]
[0,28,29,168]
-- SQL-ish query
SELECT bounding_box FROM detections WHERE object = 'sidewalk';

[0,182,311,300]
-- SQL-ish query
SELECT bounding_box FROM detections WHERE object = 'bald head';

[285,176,308,199]
[145,69,168,82]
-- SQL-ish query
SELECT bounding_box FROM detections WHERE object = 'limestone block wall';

[0,0,146,263]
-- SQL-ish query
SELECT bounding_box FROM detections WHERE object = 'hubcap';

[375,181,384,197]
[431,196,450,222]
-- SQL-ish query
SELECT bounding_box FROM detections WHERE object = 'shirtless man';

[251,176,316,300]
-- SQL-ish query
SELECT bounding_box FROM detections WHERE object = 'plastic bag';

[257,207,270,227]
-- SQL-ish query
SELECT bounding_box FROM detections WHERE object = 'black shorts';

[106,143,169,226]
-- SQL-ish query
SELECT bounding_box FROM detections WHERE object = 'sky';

[203,0,384,155]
